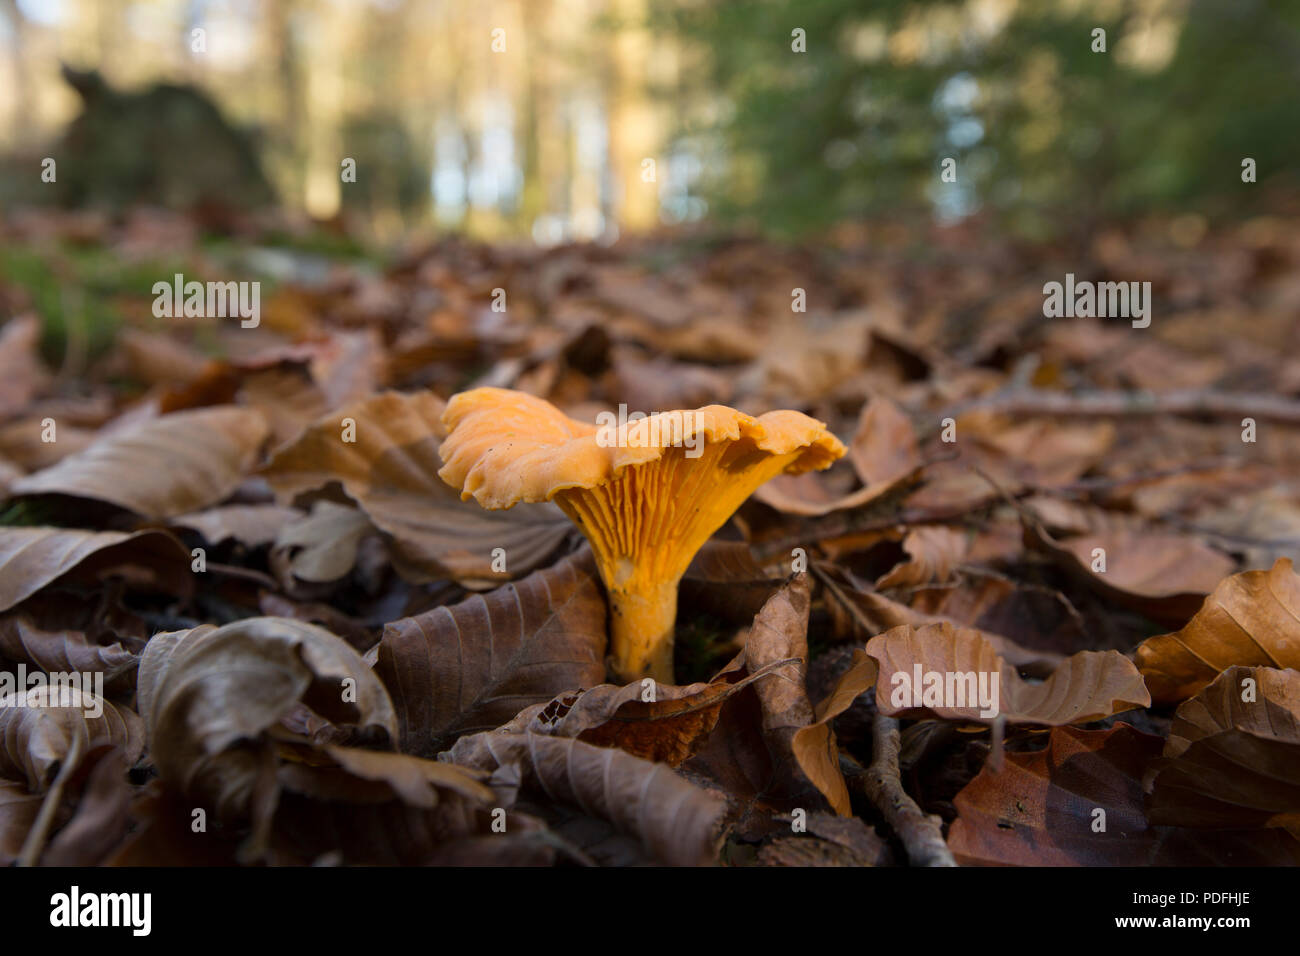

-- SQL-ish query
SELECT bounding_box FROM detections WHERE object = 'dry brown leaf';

[0,686,144,792]
[140,617,398,824]
[449,657,792,768]
[445,732,726,866]
[0,614,138,691]
[864,622,1150,726]
[1164,665,1300,759]
[755,397,921,516]
[680,539,785,625]
[683,575,851,817]
[876,525,969,589]
[816,562,1065,672]
[1148,729,1300,831]
[0,527,192,613]
[262,390,573,586]
[1136,558,1300,705]
[1033,524,1236,627]
[10,406,268,518]
[1146,665,1300,831]
[947,723,1163,866]
[373,549,606,755]
[791,648,878,816]
[40,745,132,866]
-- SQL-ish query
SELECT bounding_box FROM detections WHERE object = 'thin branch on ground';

[843,715,957,867]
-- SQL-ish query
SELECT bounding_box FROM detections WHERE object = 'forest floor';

[1,205,1298,866]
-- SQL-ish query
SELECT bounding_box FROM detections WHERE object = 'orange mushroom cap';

[438,387,845,681]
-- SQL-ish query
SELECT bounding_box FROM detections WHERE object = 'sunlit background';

[0,0,1296,242]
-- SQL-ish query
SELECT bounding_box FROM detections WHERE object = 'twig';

[17,733,84,866]
[845,715,957,867]
[945,387,1300,424]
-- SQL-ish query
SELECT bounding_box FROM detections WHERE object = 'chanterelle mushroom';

[438,387,845,682]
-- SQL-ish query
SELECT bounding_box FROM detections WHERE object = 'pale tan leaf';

[865,622,1150,726]
[10,406,268,518]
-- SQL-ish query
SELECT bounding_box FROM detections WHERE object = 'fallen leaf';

[373,549,606,755]
[263,390,574,586]
[755,397,922,515]
[450,657,792,768]
[1163,665,1300,759]
[0,614,138,692]
[0,527,192,614]
[947,723,1164,866]
[444,732,726,866]
[10,406,268,518]
[0,686,144,792]
[171,503,301,548]
[1136,558,1300,704]
[1032,523,1236,627]
[272,501,375,583]
[1147,729,1300,831]
[876,525,969,589]
[140,617,398,824]
[865,622,1150,726]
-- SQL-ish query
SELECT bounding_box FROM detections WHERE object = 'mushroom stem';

[607,578,679,684]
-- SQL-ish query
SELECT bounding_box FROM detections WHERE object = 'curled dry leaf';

[755,397,921,516]
[262,390,573,586]
[1027,517,1236,627]
[865,622,1150,726]
[1136,558,1300,705]
[0,526,192,614]
[1147,666,1300,831]
[1164,665,1300,760]
[10,406,269,518]
[876,525,969,590]
[373,549,607,755]
[40,745,132,866]
[445,732,726,866]
[816,561,1065,672]
[684,575,853,817]
[449,656,793,768]
[740,574,857,813]
[272,500,375,583]
[0,614,138,692]
[791,649,878,816]
[0,686,144,792]
[139,617,398,823]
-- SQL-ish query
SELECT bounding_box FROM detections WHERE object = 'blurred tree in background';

[656,0,1300,237]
